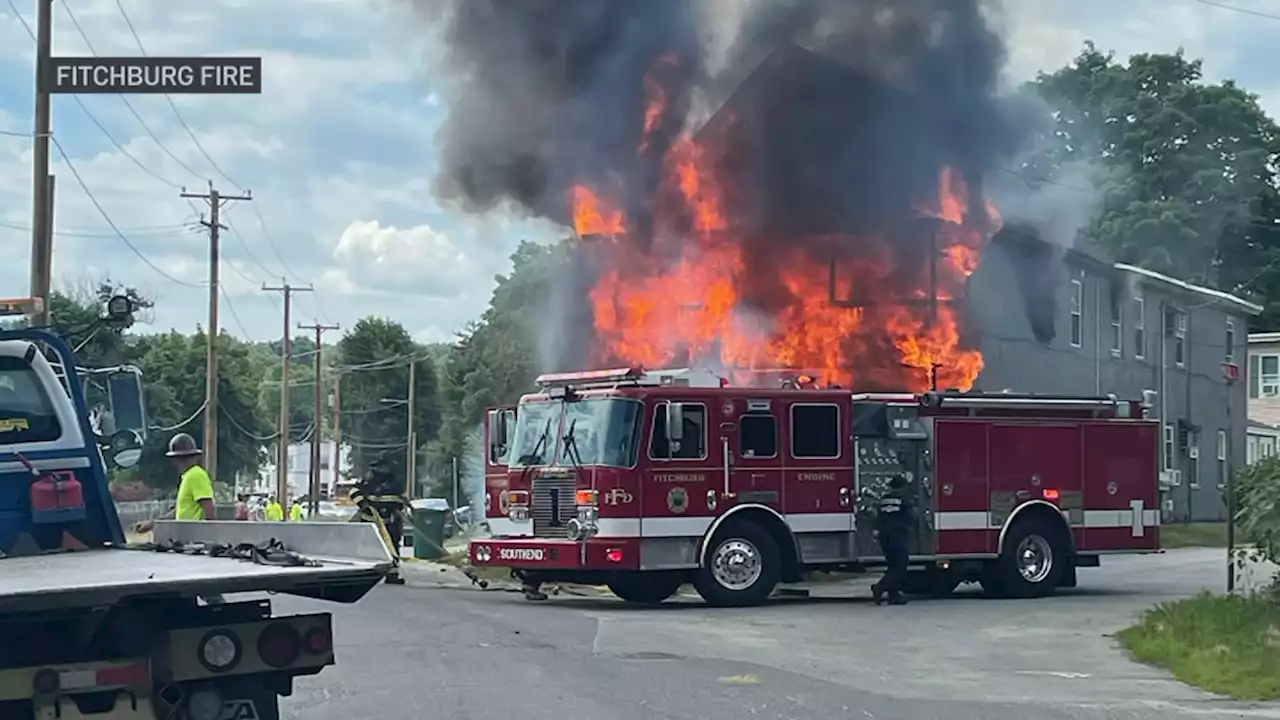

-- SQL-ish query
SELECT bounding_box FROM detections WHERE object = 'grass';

[1117,591,1280,700]
[1161,522,1229,548]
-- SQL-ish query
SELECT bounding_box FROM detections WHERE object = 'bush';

[1233,456,1280,582]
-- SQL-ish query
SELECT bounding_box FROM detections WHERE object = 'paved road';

[277,549,1278,720]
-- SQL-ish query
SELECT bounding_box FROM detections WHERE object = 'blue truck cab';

[0,324,130,556]
[0,298,393,720]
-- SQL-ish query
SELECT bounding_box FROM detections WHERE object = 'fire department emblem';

[722,400,734,416]
[604,488,633,506]
[667,487,688,514]
[1107,481,1118,496]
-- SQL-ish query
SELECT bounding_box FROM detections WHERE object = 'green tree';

[425,240,578,496]
[1024,43,1280,324]
[125,330,274,492]
[257,335,332,443]
[335,317,441,483]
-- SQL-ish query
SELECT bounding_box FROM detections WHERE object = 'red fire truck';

[470,367,1160,607]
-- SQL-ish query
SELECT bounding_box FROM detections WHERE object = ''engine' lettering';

[498,547,546,561]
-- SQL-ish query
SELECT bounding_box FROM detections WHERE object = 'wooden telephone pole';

[299,321,339,517]
[182,186,251,481]
[262,282,312,502]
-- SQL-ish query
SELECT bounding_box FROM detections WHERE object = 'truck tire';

[607,572,683,604]
[982,517,1066,599]
[693,520,780,607]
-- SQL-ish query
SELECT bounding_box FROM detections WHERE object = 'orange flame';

[568,57,1002,392]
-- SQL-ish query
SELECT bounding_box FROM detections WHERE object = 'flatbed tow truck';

[0,298,393,719]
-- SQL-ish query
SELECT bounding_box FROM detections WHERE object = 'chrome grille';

[532,476,577,538]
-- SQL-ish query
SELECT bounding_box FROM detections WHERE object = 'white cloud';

[330,219,476,297]
[0,0,1274,349]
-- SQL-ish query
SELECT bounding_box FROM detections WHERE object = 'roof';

[1112,263,1263,316]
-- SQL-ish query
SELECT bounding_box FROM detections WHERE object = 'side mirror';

[488,409,512,460]
[108,429,143,469]
[106,368,148,440]
[665,403,684,444]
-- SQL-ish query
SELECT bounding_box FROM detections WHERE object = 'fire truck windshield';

[509,397,643,468]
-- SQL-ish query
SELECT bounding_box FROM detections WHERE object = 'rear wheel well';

[708,507,801,582]
[1001,503,1074,557]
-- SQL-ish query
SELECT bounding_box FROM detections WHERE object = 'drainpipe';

[1094,280,1102,394]
[1159,299,1168,520]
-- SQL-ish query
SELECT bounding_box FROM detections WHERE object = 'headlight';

[197,630,241,673]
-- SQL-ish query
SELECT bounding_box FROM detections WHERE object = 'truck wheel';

[983,517,1066,599]
[693,520,780,607]
[607,572,683,604]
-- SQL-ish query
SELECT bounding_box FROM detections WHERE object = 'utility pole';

[183,186,251,482]
[451,456,459,516]
[406,359,417,500]
[263,281,312,503]
[299,321,339,517]
[28,0,53,328]
[331,373,342,498]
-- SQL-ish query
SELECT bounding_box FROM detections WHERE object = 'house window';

[1109,295,1122,355]
[1216,430,1228,488]
[1162,423,1175,472]
[1225,318,1235,362]
[1250,355,1280,398]
[1069,278,1083,347]
[1186,430,1199,489]
[1173,311,1187,367]
[1133,294,1146,360]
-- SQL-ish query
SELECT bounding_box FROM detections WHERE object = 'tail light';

[303,627,332,655]
[257,623,300,668]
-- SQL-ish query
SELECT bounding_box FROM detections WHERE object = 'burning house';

[574,43,1000,393]
[425,1,1255,521]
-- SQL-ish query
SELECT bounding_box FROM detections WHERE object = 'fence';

[114,501,239,526]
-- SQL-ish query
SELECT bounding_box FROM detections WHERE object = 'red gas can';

[30,472,87,524]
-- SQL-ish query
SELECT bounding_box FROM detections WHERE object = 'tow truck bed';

[0,521,394,614]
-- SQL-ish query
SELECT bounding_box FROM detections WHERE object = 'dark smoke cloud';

[421,0,1028,226]
[421,0,704,221]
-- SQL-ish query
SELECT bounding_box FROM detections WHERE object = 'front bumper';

[470,537,641,571]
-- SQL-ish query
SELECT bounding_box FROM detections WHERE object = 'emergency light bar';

[535,367,645,388]
[0,297,43,318]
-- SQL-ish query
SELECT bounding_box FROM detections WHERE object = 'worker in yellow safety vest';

[289,499,304,522]
[264,495,284,521]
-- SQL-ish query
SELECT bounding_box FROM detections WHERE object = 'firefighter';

[871,474,915,606]
[351,456,408,585]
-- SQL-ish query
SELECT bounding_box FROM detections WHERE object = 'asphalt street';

[276,548,1279,720]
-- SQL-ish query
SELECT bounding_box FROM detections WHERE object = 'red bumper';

[469,537,641,570]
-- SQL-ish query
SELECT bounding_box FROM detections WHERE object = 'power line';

[112,0,241,190]
[1189,0,1280,21]
[59,0,206,184]
[50,135,203,287]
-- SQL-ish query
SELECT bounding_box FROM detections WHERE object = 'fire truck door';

[721,398,784,515]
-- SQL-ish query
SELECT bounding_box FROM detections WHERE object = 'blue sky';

[0,0,1276,346]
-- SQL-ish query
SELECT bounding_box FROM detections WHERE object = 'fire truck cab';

[471,367,1160,607]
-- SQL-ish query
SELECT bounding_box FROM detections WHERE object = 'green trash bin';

[411,503,448,560]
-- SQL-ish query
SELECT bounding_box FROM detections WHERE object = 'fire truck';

[469,367,1160,607]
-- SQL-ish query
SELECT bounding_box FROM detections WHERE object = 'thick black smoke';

[421,0,1027,227]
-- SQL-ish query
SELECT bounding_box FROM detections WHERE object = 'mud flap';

[1061,557,1078,588]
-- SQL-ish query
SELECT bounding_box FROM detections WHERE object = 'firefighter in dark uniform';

[350,456,408,585]
[872,474,915,606]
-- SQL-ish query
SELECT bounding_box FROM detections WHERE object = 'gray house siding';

[966,235,1255,523]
